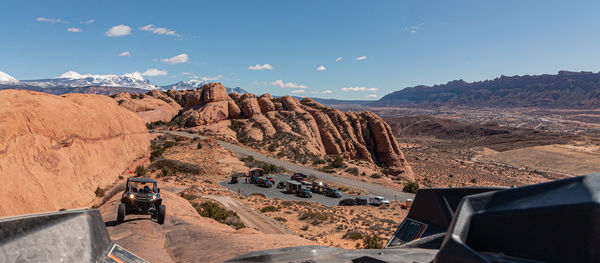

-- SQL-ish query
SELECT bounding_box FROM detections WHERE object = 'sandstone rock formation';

[0,90,149,216]
[163,84,414,180]
[113,91,181,123]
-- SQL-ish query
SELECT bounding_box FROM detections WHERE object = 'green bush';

[330,155,345,168]
[343,231,364,241]
[268,143,277,152]
[362,235,384,249]
[197,142,203,149]
[134,165,147,177]
[403,182,419,193]
[346,167,359,176]
[370,173,382,179]
[274,217,287,222]
[260,205,279,213]
[94,187,105,197]
[194,201,245,229]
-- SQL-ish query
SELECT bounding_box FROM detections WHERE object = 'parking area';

[219,174,360,207]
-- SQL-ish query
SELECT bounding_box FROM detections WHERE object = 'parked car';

[368,196,390,206]
[257,177,273,188]
[324,188,341,198]
[355,197,368,205]
[339,198,356,206]
[291,173,307,182]
[265,176,275,184]
[297,189,312,198]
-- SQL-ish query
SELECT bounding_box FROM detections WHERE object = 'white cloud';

[200,75,223,82]
[405,23,424,34]
[336,57,343,62]
[118,51,131,57]
[81,19,95,24]
[141,68,168,77]
[105,25,132,37]
[248,64,274,70]
[161,53,189,64]
[341,86,378,92]
[272,80,307,89]
[365,94,378,99]
[181,72,193,75]
[355,56,367,61]
[322,90,332,94]
[140,24,179,36]
[291,89,305,94]
[67,27,81,32]
[316,65,326,71]
[36,17,67,24]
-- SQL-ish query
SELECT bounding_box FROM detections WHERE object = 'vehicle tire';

[157,205,166,225]
[117,203,126,224]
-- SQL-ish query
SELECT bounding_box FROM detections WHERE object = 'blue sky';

[2,0,600,100]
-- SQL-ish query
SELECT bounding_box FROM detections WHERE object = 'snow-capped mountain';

[160,79,207,90]
[21,71,159,90]
[160,79,247,94]
[0,70,19,84]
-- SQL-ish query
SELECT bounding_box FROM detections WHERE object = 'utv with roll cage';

[117,178,166,224]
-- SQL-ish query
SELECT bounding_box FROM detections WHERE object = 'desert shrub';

[299,212,329,221]
[94,187,105,197]
[134,165,147,177]
[362,235,384,249]
[346,167,359,176]
[197,142,203,149]
[260,205,279,213]
[118,175,124,180]
[361,172,366,176]
[261,163,277,174]
[250,193,266,198]
[313,158,326,165]
[274,217,287,222]
[194,201,245,229]
[343,231,364,241]
[240,155,255,162]
[268,143,277,152]
[280,201,293,207]
[160,167,174,177]
[300,224,310,231]
[470,178,477,183]
[403,182,419,193]
[117,99,125,105]
[370,173,382,179]
[150,159,203,174]
[162,140,177,149]
[330,155,345,168]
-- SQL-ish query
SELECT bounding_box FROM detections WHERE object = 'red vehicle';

[265,175,275,184]
[291,173,307,182]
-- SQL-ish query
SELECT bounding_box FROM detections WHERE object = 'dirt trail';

[205,195,293,235]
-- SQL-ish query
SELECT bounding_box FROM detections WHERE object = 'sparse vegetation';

[370,173,383,179]
[260,205,279,213]
[346,167,359,176]
[197,142,203,149]
[250,193,266,198]
[362,234,384,249]
[134,165,147,177]
[403,182,419,193]
[343,231,364,241]
[194,201,245,229]
[94,186,105,197]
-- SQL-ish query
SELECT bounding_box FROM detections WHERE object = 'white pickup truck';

[368,196,390,206]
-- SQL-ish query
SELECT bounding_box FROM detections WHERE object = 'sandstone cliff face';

[165,84,414,180]
[0,90,149,216]
[113,91,181,123]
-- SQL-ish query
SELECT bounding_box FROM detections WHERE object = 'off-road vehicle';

[117,178,166,224]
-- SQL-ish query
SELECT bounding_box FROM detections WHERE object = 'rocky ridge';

[164,83,414,180]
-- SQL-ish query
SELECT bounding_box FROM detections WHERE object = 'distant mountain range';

[373,71,600,108]
[0,70,247,95]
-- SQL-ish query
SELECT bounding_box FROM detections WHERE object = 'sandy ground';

[475,144,600,176]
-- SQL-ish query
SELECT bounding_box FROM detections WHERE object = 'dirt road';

[204,195,293,235]
[158,130,415,201]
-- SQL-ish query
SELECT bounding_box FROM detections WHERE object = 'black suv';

[117,178,166,224]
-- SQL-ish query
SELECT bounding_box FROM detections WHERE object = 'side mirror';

[157,188,161,193]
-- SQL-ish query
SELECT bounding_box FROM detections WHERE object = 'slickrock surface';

[0,90,149,216]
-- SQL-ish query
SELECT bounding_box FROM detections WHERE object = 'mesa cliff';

[157,83,414,180]
[0,90,149,216]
